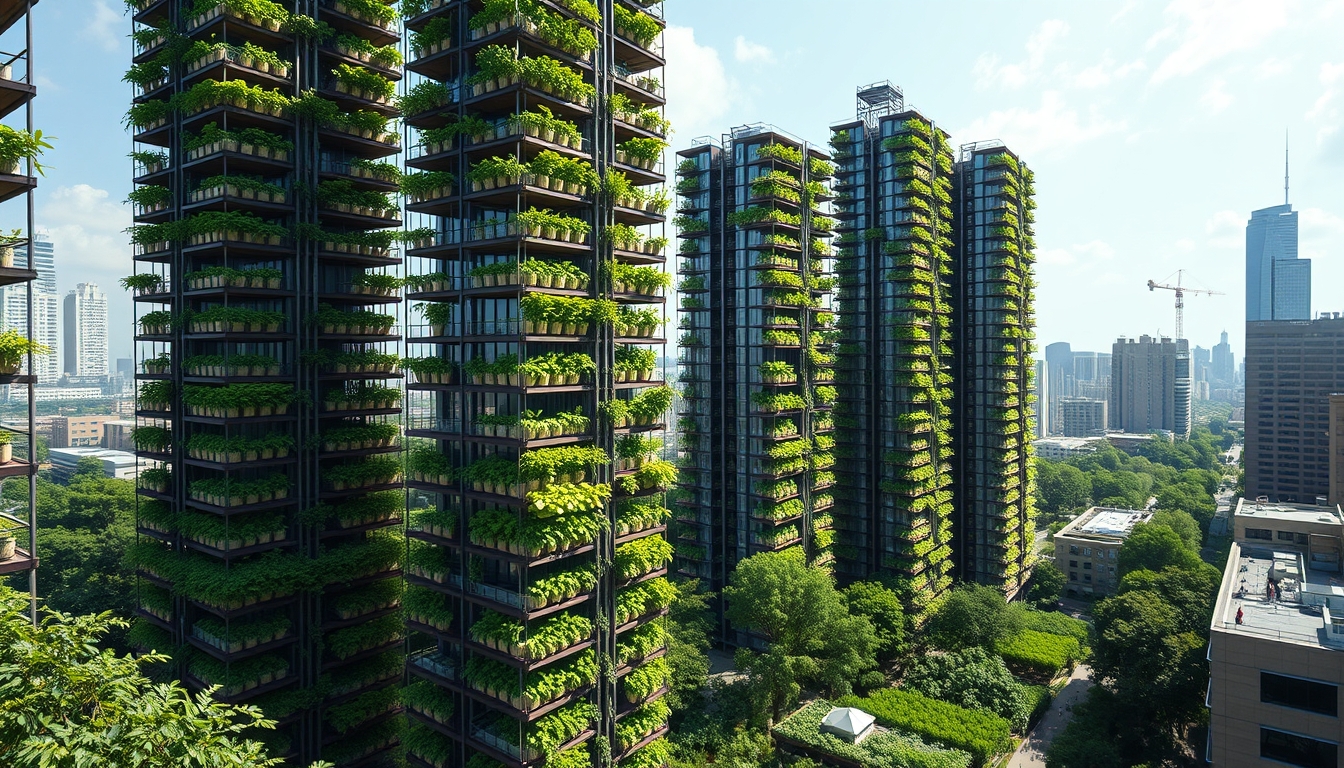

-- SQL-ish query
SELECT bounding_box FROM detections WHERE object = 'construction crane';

[1146,270,1224,340]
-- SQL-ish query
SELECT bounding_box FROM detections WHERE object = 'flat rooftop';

[1081,509,1148,537]
[1059,506,1151,541]
[1235,498,1344,527]
[1216,545,1344,647]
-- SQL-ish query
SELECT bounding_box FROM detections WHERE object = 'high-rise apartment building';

[1245,317,1344,503]
[1329,394,1344,507]
[63,282,107,376]
[828,84,956,612]
[950,142,1037,598]
[1246,203,1309,322]
[673,127,836,643]
[1110,335,1192,437]
[396,2,672,765]
[127,2,405,762]
[1213,329,1235,387]
[1060,397,1106,437]
[1193,345,1211,382]
[2,234,58,383]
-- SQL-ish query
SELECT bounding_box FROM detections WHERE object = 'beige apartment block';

[1053,506,1151,597]
[1207,499,1344,766]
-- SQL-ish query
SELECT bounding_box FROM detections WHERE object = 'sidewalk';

[1006,664,1092,768]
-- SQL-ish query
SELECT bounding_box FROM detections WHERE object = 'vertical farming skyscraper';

[126,0,406,763]
[397,0,673,765]
[950,142,1038,597]
[0,0,43,607]
[829,83,957,616]
[672,127,836,643]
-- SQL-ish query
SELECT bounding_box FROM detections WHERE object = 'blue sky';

[14,0,1344,363]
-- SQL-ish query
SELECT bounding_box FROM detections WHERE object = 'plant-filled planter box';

[322,398,398,412]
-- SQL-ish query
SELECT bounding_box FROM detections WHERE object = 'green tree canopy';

[72,455,105,480]
[1025,560,1066,606]
[1038,462,1091,513]
[1116,522,1202,578]
[0,587,326,768]
[724,550,877,719]
[1147,509,1201,551]
[925,583,1022,651]
[666,578,712,715]
[841,580,906,661]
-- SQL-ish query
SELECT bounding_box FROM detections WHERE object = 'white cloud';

[1149,0,1295,83]
[1067,56,1146,89]
[733,36,774,64]
[1199,79,1233,114]
[1255,57,1294,80]
[1300,207,1344,261]
[38,184,135,354]
[1037,240,1116,270]
[80,1,122,53]
[664,26,735,143]
[972,19,1069,90]
[955,92,1126,158]
[1307,62,1344,160]
[1204,209,1243,249]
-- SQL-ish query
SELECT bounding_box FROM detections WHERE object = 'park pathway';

[1006,664,1092,768]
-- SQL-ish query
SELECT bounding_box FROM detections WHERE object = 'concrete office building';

[1054,507,1152,596]
[102,419,136,452]
[1110,335,1192,437]
[1246,200,1310,322]
[50,415,118,448]
[1045,341,1072,434]
[1059,397,1106,437]
[1245,317,1344,503]
[1193,345,1211,383]
[48,447,141,482]
[1207,498,1344,766]
[62,282,107,377]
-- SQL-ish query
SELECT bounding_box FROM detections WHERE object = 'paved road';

[1006,664,1092,768]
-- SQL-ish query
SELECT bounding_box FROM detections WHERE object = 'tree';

[842,580,906,661]
[0,586,329,768]
[1025,560,1066,606]
[724,550,877,720]
[1090,589,1208,732]
[4,476,137,648]
[71,455,105,480]
[925,583,1022,651]
[1038,462,1091,513]
[1116,523,1202,578]
[1117,565,1221,635]
[666,579,712,715]
[1147,510,1201,551]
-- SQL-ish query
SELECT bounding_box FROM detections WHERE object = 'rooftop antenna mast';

[1284,130,1290,206]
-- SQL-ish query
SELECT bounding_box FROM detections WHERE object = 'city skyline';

[26,2,1344,364]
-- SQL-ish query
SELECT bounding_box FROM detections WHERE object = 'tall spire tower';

[1285,130,1290,206]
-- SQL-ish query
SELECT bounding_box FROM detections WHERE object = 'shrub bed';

[837,689,1012,765]
[1014,607,1090,647]
[995,629,1081,678]
[772,700,971,768]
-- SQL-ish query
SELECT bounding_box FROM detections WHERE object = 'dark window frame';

[1261,672,1339,717]
[1260,726,1338,768]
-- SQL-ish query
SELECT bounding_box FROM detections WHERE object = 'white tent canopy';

[820,706,875,743]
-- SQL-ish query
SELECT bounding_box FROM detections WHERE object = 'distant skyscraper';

[1110,335,1192,438]
[1193,345,1211,382]
[63,282,107,376]
[1212,330,1235,386]
[1035,360,1049,438]
[2,234,58,383]
[1246,203,1308,321]
[1044,341,1073,435]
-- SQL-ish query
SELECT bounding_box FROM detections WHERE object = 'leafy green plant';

[836,689,1011,764]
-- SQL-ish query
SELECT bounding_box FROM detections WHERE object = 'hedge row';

[995,629,1081,677]
[773,700,971,768]
[837,689,1012,765]
[1015,607,1090,647]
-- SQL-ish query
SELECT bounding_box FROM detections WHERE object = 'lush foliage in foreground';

[773,700,971,768]
[837,688,1013,764]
